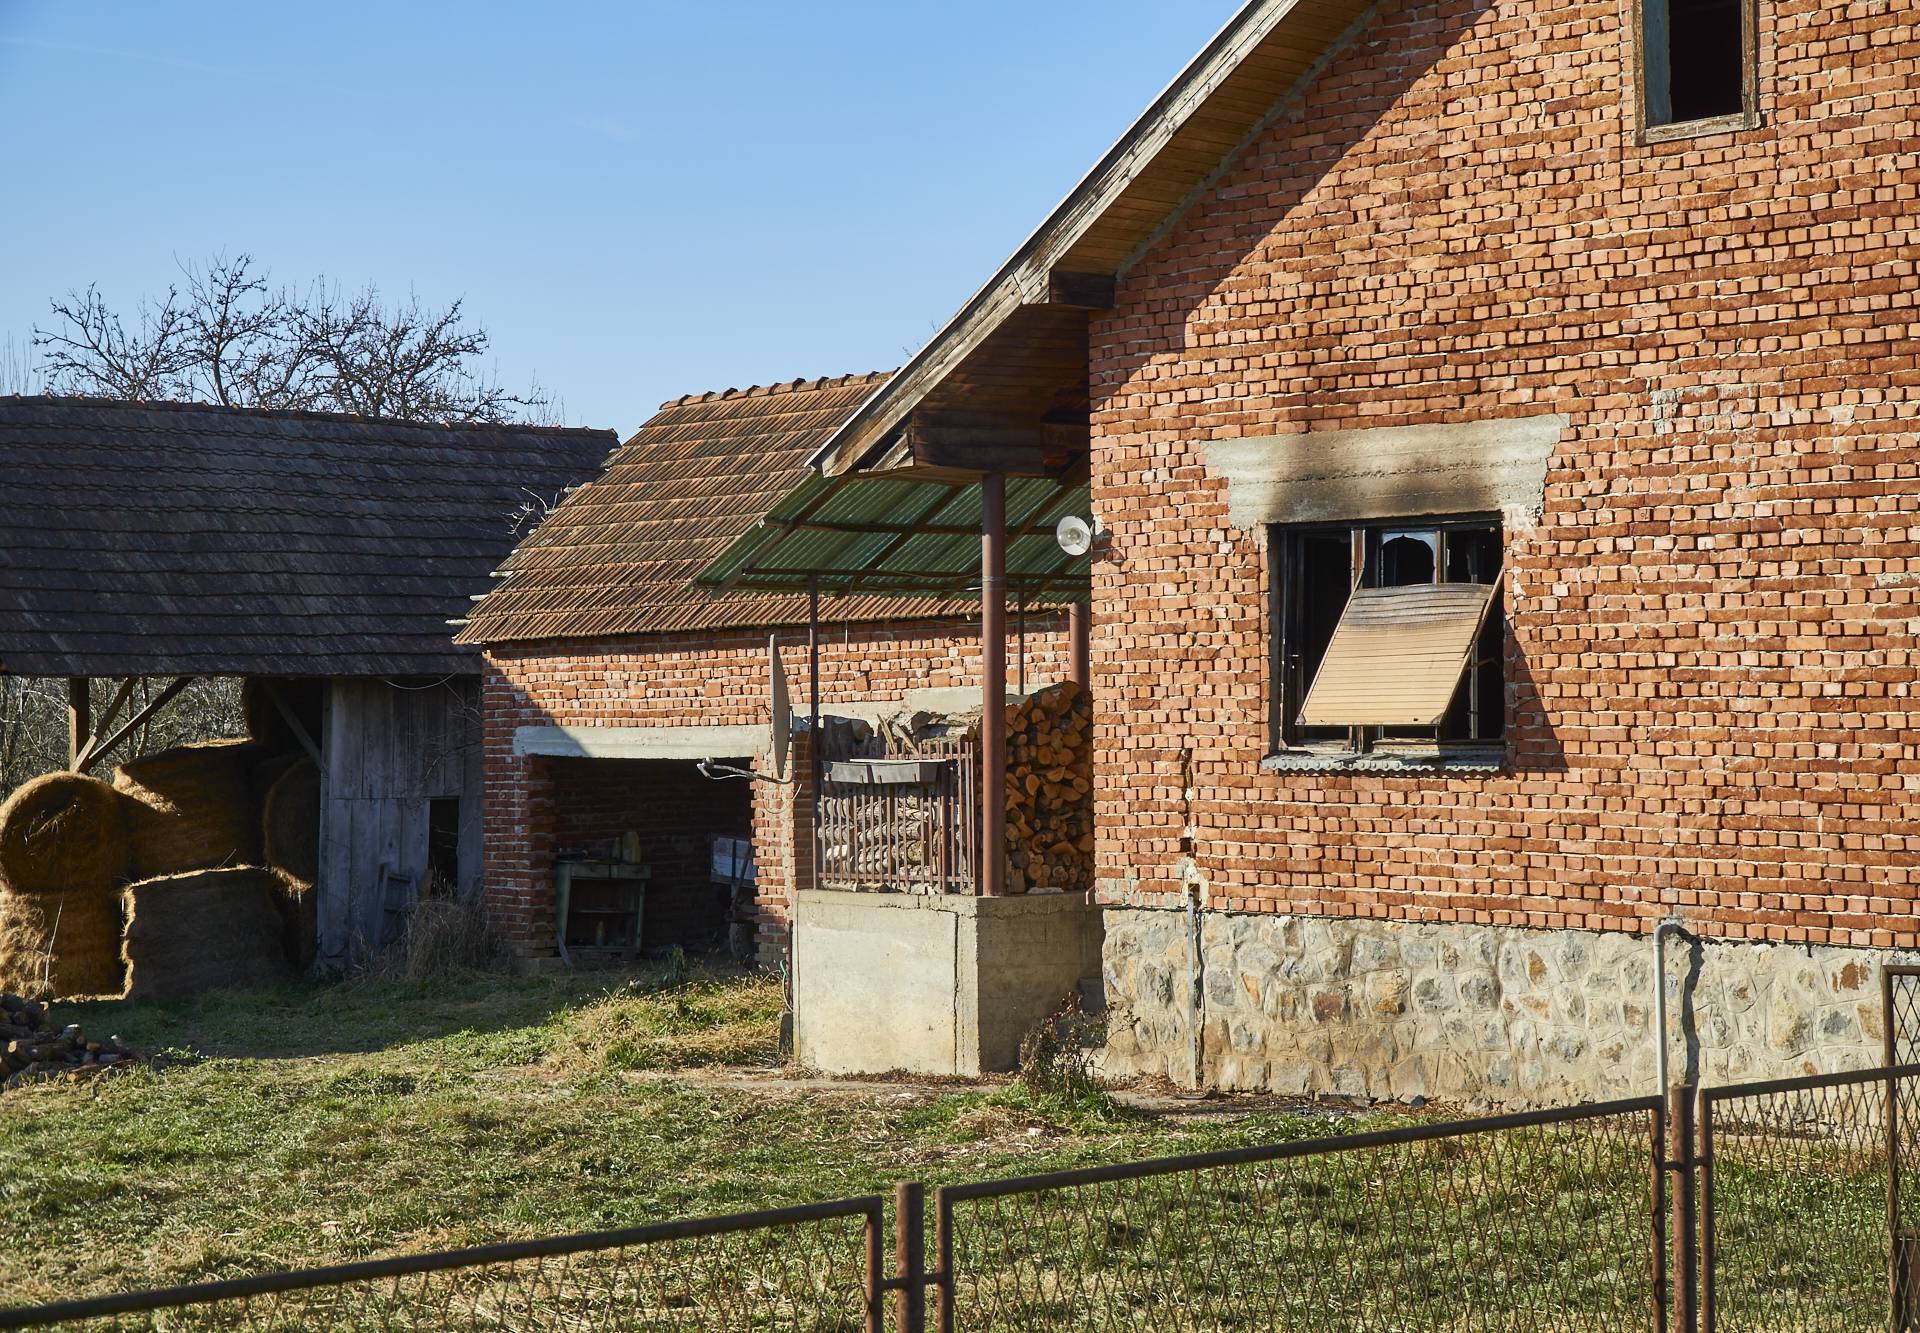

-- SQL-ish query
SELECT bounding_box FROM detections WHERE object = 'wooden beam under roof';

[1045,270,1118,310]
[899,416,1088,477]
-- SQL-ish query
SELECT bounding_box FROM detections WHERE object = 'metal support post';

[894,1181,926,1333]
[1669,1083,1700,1333]
[1069,600,1090,692]
[979,473,1006,898]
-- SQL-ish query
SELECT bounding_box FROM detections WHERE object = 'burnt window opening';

[1643,0,1751,129]
[1268,517,1505,756]
[427,797,461,897]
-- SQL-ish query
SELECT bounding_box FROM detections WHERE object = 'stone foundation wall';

[1101,907,1912,1109]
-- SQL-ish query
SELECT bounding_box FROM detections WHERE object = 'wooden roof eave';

[806,0,1378,478]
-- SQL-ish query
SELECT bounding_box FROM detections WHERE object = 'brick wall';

[482,617,1070,962]
[1089,0,1920,948]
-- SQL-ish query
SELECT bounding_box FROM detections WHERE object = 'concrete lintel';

[513,724,762,761]
[797,887,1094,919]
[1205,414,1566,529]
[517,684,1057,763]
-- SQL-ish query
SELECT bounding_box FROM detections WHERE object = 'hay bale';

[0,886,125,999]
[261,758,320,888]
[0,773,134,895]
[114,740,267,880]
[269,868,318,974]
[122,868,292,1000]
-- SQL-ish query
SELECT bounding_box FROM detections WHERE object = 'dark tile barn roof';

[459,372,965,647]
[0,397,615,678]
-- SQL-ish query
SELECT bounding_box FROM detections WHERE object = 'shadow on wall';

[1505,641,1568,775]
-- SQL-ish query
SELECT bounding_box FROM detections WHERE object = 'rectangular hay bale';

[122,867,292,1001]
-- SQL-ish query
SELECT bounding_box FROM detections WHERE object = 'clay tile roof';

[458,371,965,647]
[0,396,615,678]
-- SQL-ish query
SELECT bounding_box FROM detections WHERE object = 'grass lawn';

[0,964,1889,1330]
[0,964,1372,1310]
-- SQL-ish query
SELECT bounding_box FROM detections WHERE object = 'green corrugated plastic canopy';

[695,468,1091,602]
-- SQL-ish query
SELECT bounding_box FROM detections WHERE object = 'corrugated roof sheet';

[697,469,1091,600]
[459,372,975,646]
[0,396,615,678]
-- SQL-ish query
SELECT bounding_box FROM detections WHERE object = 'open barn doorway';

[545,757,756,964]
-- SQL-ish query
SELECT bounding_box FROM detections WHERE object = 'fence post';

[1669,1083,1700,1333]
[896,1181,926,1333]
[933,1188,954,1333]
[1889,970,1916,1332]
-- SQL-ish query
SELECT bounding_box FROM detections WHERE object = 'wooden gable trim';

[808,0,1375,478]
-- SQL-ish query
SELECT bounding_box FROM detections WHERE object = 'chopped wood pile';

[1002,681,1093,892]
[0,992,139,1093]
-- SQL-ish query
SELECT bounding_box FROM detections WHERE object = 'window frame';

[1266,513,1508,768]
[1634,0,1761,144]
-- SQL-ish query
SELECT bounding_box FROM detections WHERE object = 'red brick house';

[459,375,1072,974]
[721,0,1920,1103]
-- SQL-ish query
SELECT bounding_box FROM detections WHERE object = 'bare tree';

[34,254,554,424]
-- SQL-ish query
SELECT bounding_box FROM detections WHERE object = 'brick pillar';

[480,662,560,959]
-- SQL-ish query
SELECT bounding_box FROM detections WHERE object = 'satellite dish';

[768,634,791,779]
[1056,515,1096,558]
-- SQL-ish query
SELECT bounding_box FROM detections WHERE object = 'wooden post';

[65,678,89,771]
[1069,601,1090,692]
[980,473,1007,898]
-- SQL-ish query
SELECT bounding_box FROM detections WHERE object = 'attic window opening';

[1641,0,1753,131]
[1268,517,1505,761]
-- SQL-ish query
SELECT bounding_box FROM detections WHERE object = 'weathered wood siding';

[316,677,483,963]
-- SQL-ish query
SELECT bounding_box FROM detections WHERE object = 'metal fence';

[0,1198,885,1332]
[13,980,1920,1330]
[815,747,977,896]
[932,1099,1665,1331]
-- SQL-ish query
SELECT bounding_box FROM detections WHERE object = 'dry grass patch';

[545,970,785,1073]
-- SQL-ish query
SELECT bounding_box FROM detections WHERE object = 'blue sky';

[0,2,1242,435]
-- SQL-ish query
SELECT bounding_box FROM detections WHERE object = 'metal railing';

[0,1197,886,1332]
[931,1098,1666,1332]
[13,969,1920,1330]
[815,746,977,896]
[1697,1065,1920,1332]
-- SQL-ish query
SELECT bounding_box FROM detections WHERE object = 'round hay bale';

[0,773,134,895]
[0,886,125,1000]
[114,740,268,880]
[121,867,292,1001]
[269,868,318,974]
[261,758,320,888]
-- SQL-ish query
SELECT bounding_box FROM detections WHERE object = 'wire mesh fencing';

[15,984,1920,1332]
[1700,1065,1920,1333]
[1887,967,1920,1067]
[934,1099,1665,1332]
[0,1198,885,1333]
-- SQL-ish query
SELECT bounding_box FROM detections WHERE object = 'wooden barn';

[0,397,612,981]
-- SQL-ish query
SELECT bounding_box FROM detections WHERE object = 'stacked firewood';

[1002,681,1093,892]
[819,799,940,884]
[0,992,138,1092]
